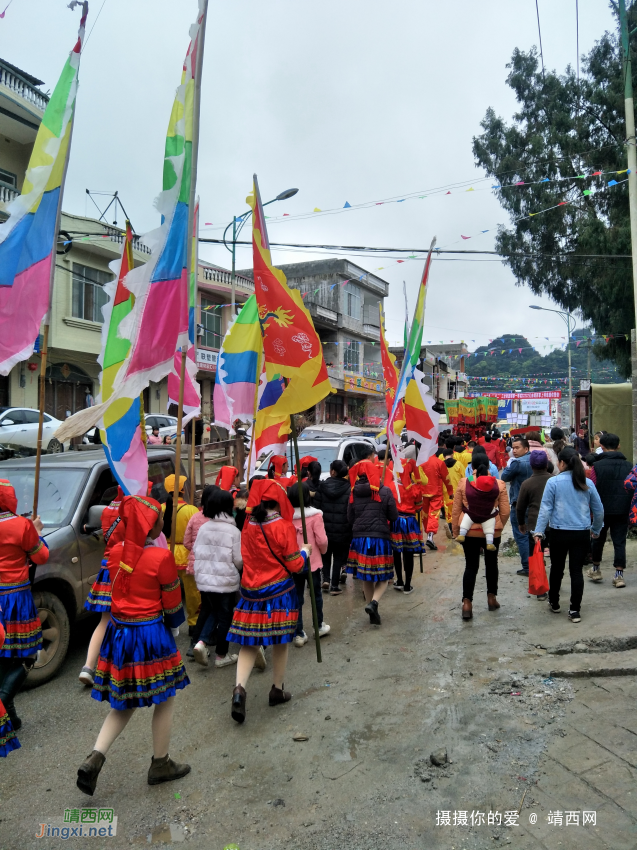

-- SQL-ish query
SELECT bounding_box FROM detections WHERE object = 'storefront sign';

[344,375,384,395]
[470,391,561,400]
[196,349,218,372]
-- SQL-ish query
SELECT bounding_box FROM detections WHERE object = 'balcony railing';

[0,184,18,205]
[201,266,254,290]
[107,232,151,255]
[0,64,49,112]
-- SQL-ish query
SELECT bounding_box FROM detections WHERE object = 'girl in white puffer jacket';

[192,489,243,668]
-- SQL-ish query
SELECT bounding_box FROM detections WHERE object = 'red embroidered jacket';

[106,543,185,628]
[0,513,49,585]
[241,513,306,591]
[101,499,125,558]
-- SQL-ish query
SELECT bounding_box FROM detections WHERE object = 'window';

[22,410,41,424]
[3,409,25,424]
[344,339,360,372]
[72,263,111,323]
[344,282,360,320]
[200,297,222,349]
[0,168,17,188]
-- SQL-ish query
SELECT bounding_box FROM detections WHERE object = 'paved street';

[2,525,637,850]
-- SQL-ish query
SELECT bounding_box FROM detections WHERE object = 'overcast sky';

[1,0,617,350]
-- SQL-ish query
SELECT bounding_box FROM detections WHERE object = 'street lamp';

[529,305,576,429]
[223,187,299,316]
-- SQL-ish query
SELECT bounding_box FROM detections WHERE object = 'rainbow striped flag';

[0,2,88,375]
[379,306,404,434]
[97,223,148,495]
[214,295,262,431]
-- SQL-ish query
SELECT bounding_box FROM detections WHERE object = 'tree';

[472,3,637,376]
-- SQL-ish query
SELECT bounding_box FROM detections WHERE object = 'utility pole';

[618,0,637,462]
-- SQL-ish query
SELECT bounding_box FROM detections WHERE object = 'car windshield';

[7,468,87,527]
[256,445,339,474]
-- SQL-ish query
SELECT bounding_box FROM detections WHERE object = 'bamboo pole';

[170,348,188,554]
[244,350,263,490]
[32,325,49,518]
[290,413,322,663]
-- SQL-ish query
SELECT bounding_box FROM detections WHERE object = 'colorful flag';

[0,2,88,375]
[379,306,404,434]
[98,223,148,496]
[55,1,207,442]
[214,294,262,432]
[246,365,290,477]
[247,174,332,418]
[387,238,436,470]
[167,200,201,425]
[404,368,440,465]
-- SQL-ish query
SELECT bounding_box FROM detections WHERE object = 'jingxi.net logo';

[35,808,117,839]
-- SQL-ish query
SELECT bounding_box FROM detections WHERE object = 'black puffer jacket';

[314,476,352,544]
[347,481,398,540]
[592,451,633,515]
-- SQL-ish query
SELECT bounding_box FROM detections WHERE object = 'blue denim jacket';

[500,452,532,504]
[534,471,604,536]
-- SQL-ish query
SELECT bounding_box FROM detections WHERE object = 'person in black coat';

[346,460,398,625]
[315,460,352,595]
[588,433,633,587]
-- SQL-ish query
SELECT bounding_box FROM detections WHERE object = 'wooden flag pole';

[290,413,322,663]
[170,348,188,554]
[32,324,49,519]
[244,350,262,491]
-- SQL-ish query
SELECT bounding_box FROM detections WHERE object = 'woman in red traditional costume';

[267,455,289,480]
[215,465,240,493]
[77,495,190,795]
[389,457,424,594]
[346,461,398,624]
[0,619,20,756]
[228,479,310,724]
[0,478,49,731]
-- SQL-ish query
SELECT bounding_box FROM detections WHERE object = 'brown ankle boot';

[269,684,291,706]
[147,754,191,786]
[461,598,473,620]
[231,684,246,723]
[487,593,500,611]
[77,750,106,796]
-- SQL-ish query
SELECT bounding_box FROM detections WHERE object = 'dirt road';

[2,527,637,849]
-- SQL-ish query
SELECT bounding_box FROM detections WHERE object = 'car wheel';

[24,590,71,688]
[47,438,64,453]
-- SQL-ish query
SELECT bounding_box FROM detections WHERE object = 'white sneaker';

[214,653,238,668]
[293,631,308,647]
[254,645,267,670]
[193,641,210,666]
[317,622,331,638]
[586,567,603,582]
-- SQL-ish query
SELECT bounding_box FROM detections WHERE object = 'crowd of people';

[0,421,635,797]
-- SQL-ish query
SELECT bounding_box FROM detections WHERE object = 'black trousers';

[462,536,500,601]
[321,540,350,589]
[548,529,590,612]
[192,590,235,656]
[590,514,629,568]
[393,550,414,588]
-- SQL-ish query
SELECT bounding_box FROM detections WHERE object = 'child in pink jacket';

[288,481,330,645]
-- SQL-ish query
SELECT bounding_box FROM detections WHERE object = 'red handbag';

[528,538,549,596]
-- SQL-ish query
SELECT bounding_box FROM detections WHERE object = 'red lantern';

[27,363,38,372]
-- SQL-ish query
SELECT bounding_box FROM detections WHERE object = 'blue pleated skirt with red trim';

[0,582,42,658]
[347,537,394,582]
[227,578,299,646]
[0,699,20,757]
[91,615,189,710]
[84,562,112,613]
[391,514,424,553]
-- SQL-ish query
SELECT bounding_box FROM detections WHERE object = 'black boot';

[364,599,381,625]
[0,659,29,731]
[231,685,246,724]
[77,750,106,796]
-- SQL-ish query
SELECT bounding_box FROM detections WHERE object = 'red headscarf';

[215,466,239,491]
[268,455,288,478]
[0,479,18,514]
[349,460,381,502]
[296,455,318,476]
[246,478,294,522]
[374,458,394,487]
[116,495,162,593]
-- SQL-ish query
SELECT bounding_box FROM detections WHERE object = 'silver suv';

[0,446,180,687]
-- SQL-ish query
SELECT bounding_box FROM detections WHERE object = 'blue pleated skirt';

[84,562,112,613]
[91,615,190,710]
[391,514,424,553]
[347,537,394,582]
[0,582,43,658]
[0,701,20,757]
[227,578,299,646]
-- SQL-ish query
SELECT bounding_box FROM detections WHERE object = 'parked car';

[253,433,376,481]
[0,407,67,453]
[0,446,182,687]
[144,414,179,441]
